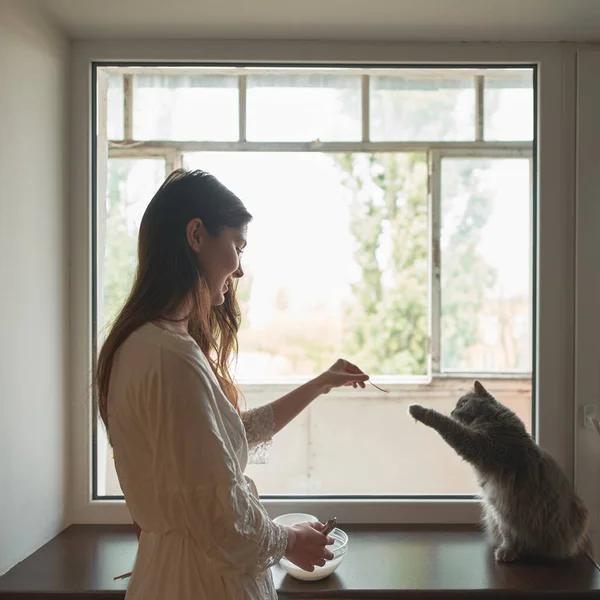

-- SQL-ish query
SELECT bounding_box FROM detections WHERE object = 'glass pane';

[132,74,238,141]
[484,69,534,141]
[106,72,124,140]
[97,419,122,496]
[100,158,165,333]
[440,158,531,372]
[183,151,428,378]
[370,71,476,141]
[246,73,361,141]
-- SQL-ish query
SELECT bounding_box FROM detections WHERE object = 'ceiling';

[33,0,600,42]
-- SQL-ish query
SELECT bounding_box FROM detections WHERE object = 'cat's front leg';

[483,511,518,561]
[408,404,485,466]
[408,404,438,427]
[494,545,518,562]
[408,404,459,433]
[482,505,503,547]
[493,523,519,562]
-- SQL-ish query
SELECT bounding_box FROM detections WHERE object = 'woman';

[96,169,369,599]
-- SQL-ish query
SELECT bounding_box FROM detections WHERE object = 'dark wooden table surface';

[1,524,599,599]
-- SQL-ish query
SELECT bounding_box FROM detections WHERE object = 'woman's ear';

[185,218,205,254]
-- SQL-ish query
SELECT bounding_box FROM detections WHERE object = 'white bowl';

[273,513,318,527]
[279,527,348,581]
[273,514,349,581]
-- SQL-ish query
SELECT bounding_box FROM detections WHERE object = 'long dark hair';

[96,169,252,440]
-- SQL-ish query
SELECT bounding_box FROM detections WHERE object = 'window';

[94,65,535,500]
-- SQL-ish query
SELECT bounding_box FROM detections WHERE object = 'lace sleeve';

[255,514,288,570]
[241,404,275,465]
[244,475,288,570]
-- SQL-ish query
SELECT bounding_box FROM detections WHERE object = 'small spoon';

[368,380,389,393]
[322,517,338,536]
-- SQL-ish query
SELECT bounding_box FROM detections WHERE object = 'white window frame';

[69,40,577,525]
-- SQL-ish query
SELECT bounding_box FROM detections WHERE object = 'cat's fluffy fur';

[409,381,591,562]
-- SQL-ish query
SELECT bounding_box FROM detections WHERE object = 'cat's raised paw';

[494,546,518,562]
[409,404,427,421]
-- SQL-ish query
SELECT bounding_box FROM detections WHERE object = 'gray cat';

[409,380,591,562]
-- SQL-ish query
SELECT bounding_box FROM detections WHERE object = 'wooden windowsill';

[1,524,599,599]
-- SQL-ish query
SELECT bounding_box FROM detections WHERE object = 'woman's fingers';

[343,359,366,375]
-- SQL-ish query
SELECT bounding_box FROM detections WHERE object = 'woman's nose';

[233,265,244,278]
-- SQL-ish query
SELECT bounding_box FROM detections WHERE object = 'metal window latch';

[584,405,600,436]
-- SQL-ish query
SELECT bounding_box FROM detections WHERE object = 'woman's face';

[187,219,247,306]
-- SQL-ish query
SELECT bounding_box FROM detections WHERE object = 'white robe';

[108,322,288,599]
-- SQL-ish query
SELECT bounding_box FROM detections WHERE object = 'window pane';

[133,74,238,141]
[106,72,124,140]
[484,69,534,141]
[440,158,531,372]
[246,73,361,141]
[370,71,476,141]
[100,158,165,332]
[97,419,121,496]
[183,151,428,378]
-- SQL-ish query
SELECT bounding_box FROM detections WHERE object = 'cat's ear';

[473,380,488,396]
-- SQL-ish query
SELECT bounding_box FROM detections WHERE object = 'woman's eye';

[236,247,244,255]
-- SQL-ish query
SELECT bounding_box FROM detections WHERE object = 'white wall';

[0,0,69,576]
